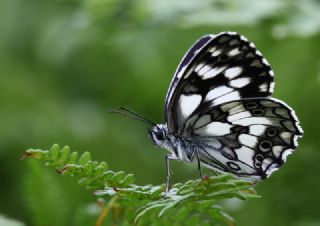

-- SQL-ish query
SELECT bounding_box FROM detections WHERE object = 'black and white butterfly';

[111,32,303,192]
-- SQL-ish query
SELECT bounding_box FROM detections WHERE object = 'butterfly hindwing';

[165,32,275,134]
[190,98,303,179]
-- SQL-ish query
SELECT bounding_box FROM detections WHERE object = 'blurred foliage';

[0,0,320,225]
[22,144,259,226]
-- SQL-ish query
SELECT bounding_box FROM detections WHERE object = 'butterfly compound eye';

[155,129,164,141]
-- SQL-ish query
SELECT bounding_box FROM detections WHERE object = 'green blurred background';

[0,0,319,225]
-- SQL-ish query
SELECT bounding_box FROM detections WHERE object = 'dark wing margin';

[165,32,275,134]
[190,98,303,179]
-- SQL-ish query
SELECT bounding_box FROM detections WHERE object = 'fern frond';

[22,144,134,189]
[22,144,260,226]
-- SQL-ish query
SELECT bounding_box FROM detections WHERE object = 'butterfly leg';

[194,148,204,180]
[165,155,175,193]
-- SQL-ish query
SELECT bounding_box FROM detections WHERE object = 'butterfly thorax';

[148,124,194,162]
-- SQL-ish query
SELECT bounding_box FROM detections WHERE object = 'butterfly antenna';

[108,107,157,127]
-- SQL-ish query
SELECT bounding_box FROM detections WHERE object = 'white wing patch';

[195,122,233,136]
[204,86,233,102]
[262,158,273,171]
[280,132,293,144]
[224,67,242,79]
[198,65,212,76]
[227,111,251,121]
[208,46,217,53]
[265,163,279,178]
[228,48,241,56]
[281,149,293,162]
[234,146,255,165]
[259,83,268,92]
[212,49,222,57]
[195,63,205,73]
[229,77,251,88]
[232,117,272,126]
[179,94,202,118]
[200,66,227,80]
[272,146,284,158]
[238,134,258,148]
[249,125,267,136]
[212,91,241,106]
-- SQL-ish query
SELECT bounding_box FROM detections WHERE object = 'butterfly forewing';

[190,98,303,179]
[165,32,275,134]
[165,35,214,111]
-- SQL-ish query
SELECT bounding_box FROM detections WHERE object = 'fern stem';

[95,196,118,226]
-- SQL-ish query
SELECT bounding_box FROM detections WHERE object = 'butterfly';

[110,32,303,192]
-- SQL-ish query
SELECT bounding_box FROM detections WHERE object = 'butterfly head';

[148,124,169,148]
